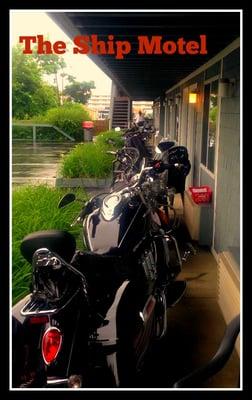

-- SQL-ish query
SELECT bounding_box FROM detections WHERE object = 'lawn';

[59,130,124,178]
[12,185,88,305]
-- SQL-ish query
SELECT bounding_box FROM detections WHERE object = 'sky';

[10,11,112,95]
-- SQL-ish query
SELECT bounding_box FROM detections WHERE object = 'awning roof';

[49,11,240,100]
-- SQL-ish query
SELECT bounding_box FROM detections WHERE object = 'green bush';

[12,185,88,304]
[12,125,33,140]
[34,103,91,141]
[59,142,115,178]
[95,130,124,149]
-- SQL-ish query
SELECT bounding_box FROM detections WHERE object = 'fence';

[93,119,110,135]
[12,123,75,143]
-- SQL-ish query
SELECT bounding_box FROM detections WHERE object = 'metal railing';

[12,123,75,143]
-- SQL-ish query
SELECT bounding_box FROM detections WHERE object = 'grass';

[12,185,88,305]
[94,130,124,148]
[59,142,115,178]
[59,130,124,179]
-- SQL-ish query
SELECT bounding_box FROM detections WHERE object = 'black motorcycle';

[12,156,190,388]
[109,123,191,201]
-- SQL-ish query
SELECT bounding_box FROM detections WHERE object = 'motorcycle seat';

[20,230,76,264]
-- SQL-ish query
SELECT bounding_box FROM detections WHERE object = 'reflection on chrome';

[101,194,122,221]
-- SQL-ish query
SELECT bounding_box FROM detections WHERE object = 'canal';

[12,142,75,186]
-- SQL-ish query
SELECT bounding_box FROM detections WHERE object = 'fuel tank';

[83,192,148,255]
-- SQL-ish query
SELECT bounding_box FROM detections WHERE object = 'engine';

[140,248,157,282]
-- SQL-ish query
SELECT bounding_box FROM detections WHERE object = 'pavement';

[12,142,75,186]
[137,247,240,389]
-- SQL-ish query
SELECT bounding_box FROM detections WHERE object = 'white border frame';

[9,8,242,392]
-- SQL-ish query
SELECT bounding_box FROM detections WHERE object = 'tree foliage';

[63,80,95,104]
[34,52,68,103]
[34,53,67,75]
[12,45,58,119]
[12,43,96,120]
[36,103,91,141]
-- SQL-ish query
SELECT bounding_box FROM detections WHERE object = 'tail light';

[42,327,62,365]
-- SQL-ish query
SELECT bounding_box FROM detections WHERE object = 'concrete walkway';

[139,247,240,388]
[12,142,75,186]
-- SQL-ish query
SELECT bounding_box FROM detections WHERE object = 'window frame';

[201,75,220,175]
[174,101,180,142]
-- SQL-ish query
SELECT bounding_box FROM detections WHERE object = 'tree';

[32,83,58,114]
[34,53,67,105]
[63,80,95,104]
[12,45,58,119]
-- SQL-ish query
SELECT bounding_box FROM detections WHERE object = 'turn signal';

[42,327,62,365]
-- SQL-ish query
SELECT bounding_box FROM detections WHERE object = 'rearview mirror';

[58,193,76,208]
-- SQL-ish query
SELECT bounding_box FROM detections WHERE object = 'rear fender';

[12,307,47,388]
[12,295,31,325]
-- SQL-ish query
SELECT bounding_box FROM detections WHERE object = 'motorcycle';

[109,122,191,202]
[12,156,189,388]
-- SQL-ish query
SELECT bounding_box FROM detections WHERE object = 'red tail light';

[42,327,62,365]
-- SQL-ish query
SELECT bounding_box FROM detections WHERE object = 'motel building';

[50,11,241,387]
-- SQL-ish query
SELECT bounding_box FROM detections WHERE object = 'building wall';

[87,94,111,120]
[158,41,240,265]
[200,168,215,245]
[214,49,240,265]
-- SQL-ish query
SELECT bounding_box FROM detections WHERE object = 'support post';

[32,126,36,144]
[159,96,166,137]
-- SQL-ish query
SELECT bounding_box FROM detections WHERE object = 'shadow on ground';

[136,248,240,389]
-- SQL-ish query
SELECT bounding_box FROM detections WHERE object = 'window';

[201,80,218,173]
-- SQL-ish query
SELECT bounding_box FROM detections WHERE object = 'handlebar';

[115,161,184,196]
[151,161,184,172]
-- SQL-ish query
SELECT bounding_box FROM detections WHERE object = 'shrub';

[95,130,124,149]
[12,185,87,304]
[59,142,115,178]
[34,103,91,141]
[12,125,33,140]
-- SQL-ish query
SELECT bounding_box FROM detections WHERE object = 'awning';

[49,11,240,100]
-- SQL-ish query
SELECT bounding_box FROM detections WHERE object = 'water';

[12,142,75,186]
